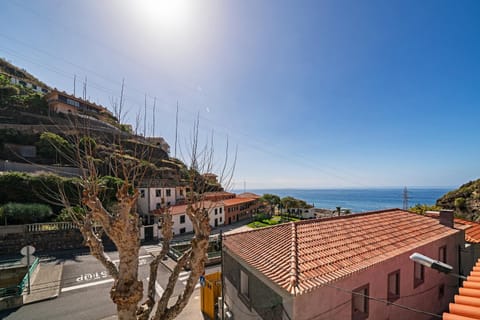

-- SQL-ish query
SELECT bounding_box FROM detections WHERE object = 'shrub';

[455,197,467,210]
[1,202,52,225]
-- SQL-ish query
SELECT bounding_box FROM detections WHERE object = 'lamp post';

[409,253,467,280]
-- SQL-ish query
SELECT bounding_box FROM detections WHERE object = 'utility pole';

[403,186,409,210]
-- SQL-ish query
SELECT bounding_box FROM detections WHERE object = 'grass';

[247,215,301,229]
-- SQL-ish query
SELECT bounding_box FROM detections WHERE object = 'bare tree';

[56,114,235,320]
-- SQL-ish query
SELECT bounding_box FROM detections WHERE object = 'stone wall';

[0,224,116,256]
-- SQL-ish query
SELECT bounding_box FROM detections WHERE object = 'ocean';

[237,188,453,213]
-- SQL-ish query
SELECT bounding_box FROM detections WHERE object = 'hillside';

[436,178,480,221]
[0,58,50,88]
[0,61,223,194]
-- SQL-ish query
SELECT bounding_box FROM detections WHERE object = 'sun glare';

[136,0,191,31]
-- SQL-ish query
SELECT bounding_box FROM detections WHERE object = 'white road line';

[155,281,164,296]
[146,277,165,296]
[61,278,114,292]
[179,271,190,276]
[179,275,190,282]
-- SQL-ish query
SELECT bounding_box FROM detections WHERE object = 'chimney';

[439,210,454,228]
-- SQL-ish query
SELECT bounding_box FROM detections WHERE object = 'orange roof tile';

[237,192,261,199]
[443,259,480,320]
[222,197,256,206]
[424,212,480,243]
[152,200,221,216]
[224,209,460,296]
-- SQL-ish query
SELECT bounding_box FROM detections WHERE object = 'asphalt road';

[0,245,220,320]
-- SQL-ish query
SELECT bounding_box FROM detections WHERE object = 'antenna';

[83,76,87,100]
[73,74,76,96]
[174,101,179,158]
[144,93,147,137]
[403,186,409,210]
[243,180,246,193]
[152,97,156,137]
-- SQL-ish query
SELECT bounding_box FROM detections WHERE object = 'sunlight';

[135,0,192,31]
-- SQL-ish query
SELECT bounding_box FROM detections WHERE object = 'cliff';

[436,179,480,221]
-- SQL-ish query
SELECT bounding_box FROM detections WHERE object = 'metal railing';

[26,222,77,232]
[17,257,40,295]
[0,257,39,298]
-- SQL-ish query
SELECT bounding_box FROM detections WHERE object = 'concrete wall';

[0,160,80,177]
[0,224,116,256]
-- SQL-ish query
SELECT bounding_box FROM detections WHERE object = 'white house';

[160,201,225,236]
[137,186,188,214]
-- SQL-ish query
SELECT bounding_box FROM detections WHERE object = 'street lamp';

[409,253,467,280]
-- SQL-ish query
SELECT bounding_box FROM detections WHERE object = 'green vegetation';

[0,172,127,222]
[36,132,73,163]
[0,202,52,225]
[409,203,442,214]
[0,73,49,114]
[436,178,480,220]
[248,214,300,228]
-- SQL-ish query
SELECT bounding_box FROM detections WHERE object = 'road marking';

[112,255,151,264]
[177,271,201,289]
[61,278,114,292]
[146,277,165,296]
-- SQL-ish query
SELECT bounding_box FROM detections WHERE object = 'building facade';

[223,209,466,320]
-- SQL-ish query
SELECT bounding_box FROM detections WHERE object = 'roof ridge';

[289,221,299,295]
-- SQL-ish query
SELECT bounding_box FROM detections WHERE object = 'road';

[0,245,220,320]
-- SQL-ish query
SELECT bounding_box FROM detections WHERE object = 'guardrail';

[26,222,77,232]
[17,257,40,295]
[0,257,39,298]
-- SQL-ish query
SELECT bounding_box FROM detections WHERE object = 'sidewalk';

[23,261,63,304]
[99,290,205,320]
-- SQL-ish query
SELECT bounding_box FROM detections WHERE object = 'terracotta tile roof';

[222,197,256,206]
[424,212,480,244]
[224,209,460,296]
[152,201,221,216]
[237,192,261,199]
[443,259,480,320]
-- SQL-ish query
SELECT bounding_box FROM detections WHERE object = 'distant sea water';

[235,188,453,213]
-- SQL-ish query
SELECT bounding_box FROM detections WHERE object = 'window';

[179,227,186,234]
[180,215,185,224]
[220,217,222,222]
[140,189,145,198]
[240,269,249,299]
[215,208,218,215]
[166,189,171,197]
[155,189,162,197]
[387,270,400,302]
[352,284,369,320]
[414,262,424,288]
[179,189,184,196]
[439,246,447,263]
[220,207,222,213]
[156,203,161,209]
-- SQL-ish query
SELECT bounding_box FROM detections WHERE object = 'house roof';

[222,197,256,206]
[443,259,480,320]
[237,192,261,199]
[424,212,480,244]
[224,209,461,296]
[152,200,221,216]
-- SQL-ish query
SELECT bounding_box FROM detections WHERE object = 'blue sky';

[1,0,479,189]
